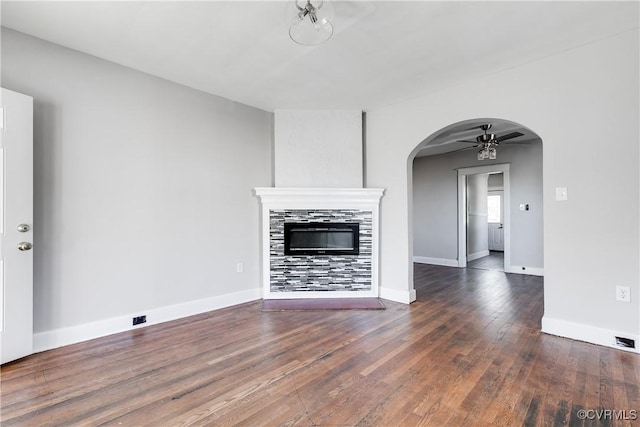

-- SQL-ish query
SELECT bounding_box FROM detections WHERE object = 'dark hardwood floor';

[2,264,638,426]
[467,251,504,272]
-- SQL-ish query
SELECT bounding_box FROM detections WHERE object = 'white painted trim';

[413,256,458,267]
[254,187,385,208]
[457,164,511,271]
[380,286,416,304]
[457,174,467,267]
[456,164,510,176]
[506,265,544,276]
[467,250,490,262]
[542,316,639,354]
[33,288,261,353]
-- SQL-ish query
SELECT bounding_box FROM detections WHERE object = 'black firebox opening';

[284,222,359,256]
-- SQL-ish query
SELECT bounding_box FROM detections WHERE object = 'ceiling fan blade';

[418,144,479,157]
[495,132,524,142]
[456,140,479,144]
[447,146,479,154]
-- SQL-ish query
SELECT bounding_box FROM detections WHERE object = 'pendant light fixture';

[289,0,334,46]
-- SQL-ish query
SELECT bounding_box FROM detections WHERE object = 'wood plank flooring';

[2,264,639,426]
[467,251,504,272]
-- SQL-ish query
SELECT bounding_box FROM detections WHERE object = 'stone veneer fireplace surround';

[254,188,384,300]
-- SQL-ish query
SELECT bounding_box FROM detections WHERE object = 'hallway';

[467,250,504,272]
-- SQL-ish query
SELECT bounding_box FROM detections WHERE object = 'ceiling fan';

[457,124,524,160]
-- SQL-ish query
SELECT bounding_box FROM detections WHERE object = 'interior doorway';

[464,172,505,272]
[457,163,511,272]
[487,186,504,252]
[410,118,544,285]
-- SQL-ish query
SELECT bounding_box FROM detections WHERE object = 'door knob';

[17,224,30,233]
[17,242,33,251]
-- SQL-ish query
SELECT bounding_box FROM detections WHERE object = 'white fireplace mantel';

[254,187,384,208]
[254,187,385,300]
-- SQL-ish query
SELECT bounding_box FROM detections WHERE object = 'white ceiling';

[2,1,638,113]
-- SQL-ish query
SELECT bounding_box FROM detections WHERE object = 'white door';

[487,191,504,251]
[0,88,34,364]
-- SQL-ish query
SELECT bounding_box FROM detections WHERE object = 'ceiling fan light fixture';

[289,0,334,46]
[477,145,496,161]
[458,124,524,161]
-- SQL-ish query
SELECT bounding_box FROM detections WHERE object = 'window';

[487,195,501,223]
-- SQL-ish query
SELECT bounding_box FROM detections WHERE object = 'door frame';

[487,189,504,251]
[457,163,510,270]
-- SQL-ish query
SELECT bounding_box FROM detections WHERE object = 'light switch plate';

[555,187,568,201]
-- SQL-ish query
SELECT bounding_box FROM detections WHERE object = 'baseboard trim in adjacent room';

[506,266,544,276]
[467,250,490,262]
[33,288,262,353]
[413,256,458,267]
[542,316,640,354]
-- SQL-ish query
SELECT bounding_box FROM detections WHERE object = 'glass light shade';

[289,16,333,45]
[489,147,497,159]
[477,149,486,160]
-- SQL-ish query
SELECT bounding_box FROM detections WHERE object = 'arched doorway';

[409,118,543,290]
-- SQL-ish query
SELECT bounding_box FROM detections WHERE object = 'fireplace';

[284,222,359,256]
[254,188,384,299]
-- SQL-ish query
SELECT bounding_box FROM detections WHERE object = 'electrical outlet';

[132,315,147,326]
[615,336,636,349]
[616,286,630,303]
[236,262,243,273]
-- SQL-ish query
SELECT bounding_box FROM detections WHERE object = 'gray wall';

[1,29,273,334]
[413,141,543,268]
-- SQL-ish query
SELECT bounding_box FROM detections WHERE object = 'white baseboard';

[413,256,458,267]
[542,316,639,354]
[33,288,262,353]
[506,265,544,276]
[467,250,490,262]
[380,286,416,304]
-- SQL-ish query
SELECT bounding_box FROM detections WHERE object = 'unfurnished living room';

[0,1,639,426]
